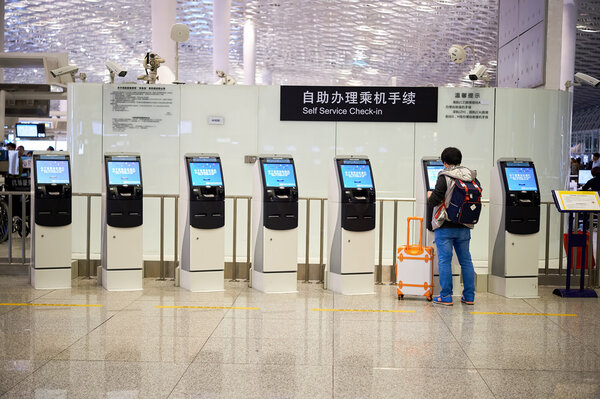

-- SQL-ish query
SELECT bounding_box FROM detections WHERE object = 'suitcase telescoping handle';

[406,217,423,251]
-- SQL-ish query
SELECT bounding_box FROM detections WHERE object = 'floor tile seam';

[165,287,245,398]
[1,357,53,396]
[474,367,600,374]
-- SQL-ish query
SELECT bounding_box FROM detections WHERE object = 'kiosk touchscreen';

[101,153,143,291]
[179,154,225,292]
[489,158,540,297]
[414,157,461,296]
[30,152,72,289]
[327,156,376,294]
[251,155,299,293]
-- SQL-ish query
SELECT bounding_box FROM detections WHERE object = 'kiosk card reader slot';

[30,152,72,289]
[251,155,299,293]
[101,154,144,291]
[179,154,226,292]
[327,156,376,295]
[489,158,540,298]
[415,157,461,296]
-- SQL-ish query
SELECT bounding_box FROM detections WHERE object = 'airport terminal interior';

[1,0,600,398]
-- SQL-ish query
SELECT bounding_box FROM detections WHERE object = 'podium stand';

[551,190,599,298]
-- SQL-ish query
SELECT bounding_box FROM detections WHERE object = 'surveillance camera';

[50,65,79,78]
[449,44,467,64]
[469,64,487,81]
[574,72,600,87]
[106,61,127,78]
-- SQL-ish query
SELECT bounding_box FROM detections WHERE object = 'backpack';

[444,178,482,225]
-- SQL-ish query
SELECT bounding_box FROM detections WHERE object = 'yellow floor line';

[312,308,416,313]
[155,305,259,310]
[470,311,577,317]
[0,303,103,308]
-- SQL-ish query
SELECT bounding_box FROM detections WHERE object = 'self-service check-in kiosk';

[30,152,72,289]
[179,154,225,292]
[327,156,376,295]
[489,158,540,298]
[251,155,298,293]
[415,157,461,296]
[101,153,143,291]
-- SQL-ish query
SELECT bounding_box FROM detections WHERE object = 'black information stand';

[551,190,599,298]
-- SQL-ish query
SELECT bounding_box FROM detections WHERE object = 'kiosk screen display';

[340,164,374,189]
[504,167,538,191]
[189,162,223,186]
[578,169,592,185]
[107,161,141,185]
[36,160,70,184]
[263,163,296,187]
[426,165,445,190]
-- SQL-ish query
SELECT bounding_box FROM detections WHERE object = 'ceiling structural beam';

[213,0,232,76]
[243,19,256,85]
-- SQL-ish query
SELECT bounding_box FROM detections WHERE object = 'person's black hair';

[594,152,600,158]
[592,167,600,177]
[441,147,462,165]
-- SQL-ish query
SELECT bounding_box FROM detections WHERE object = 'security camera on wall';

[574,72,600,87]
[50,65,87,83]
[137,52,165,84]
[105,61,127,84]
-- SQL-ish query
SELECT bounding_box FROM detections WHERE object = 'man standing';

[427,147,477,306]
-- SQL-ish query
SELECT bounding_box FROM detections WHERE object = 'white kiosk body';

[327,156,376,295]
[101,153,143,291]
[489,158,540,298]
[251,155,299,293]
[179,154,225,292]
[414,157,461,296]
[30,152,72,289]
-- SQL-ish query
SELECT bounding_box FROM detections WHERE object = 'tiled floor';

[0,276,599,398]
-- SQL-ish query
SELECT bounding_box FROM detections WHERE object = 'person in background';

[570,158,579,176]
[592,153,600,169]
[6,143,15,151]
[582,167,600,192]
[47,146,55,151]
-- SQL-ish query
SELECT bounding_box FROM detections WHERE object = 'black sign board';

[280,86,438,122]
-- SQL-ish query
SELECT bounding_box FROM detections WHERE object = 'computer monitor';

[189,160,223,187]
[15,124,39,138]
[106,160,142,185]
[35,159,70,184]
[262,160,297,187]
[578,169,593,185]
[339,160,374,189]
[503,163,538,191]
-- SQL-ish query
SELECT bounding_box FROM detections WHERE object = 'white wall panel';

[498,39,519,88]
[518,0,545,35]
[415,88,496,262]
[68,85,570,270]
[335,122,415,199]
[499,0,519,47]
[518,22,546,88]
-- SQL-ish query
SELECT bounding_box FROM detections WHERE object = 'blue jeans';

[434,227,475,300]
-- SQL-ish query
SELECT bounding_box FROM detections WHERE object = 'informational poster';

[553,190,600,212]
[103,85,178,134]
[280,86,438,122]
[441,90,491,120]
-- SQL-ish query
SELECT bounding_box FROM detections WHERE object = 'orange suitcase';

[396,217,434,301]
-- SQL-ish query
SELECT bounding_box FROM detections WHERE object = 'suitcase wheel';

[426,295,433,302]
[398,294,404,300]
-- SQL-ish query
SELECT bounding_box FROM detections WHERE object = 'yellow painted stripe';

[470,311,577,317]
[312,308,416,313]
[0,303,103,308]
[155,305,259,310]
